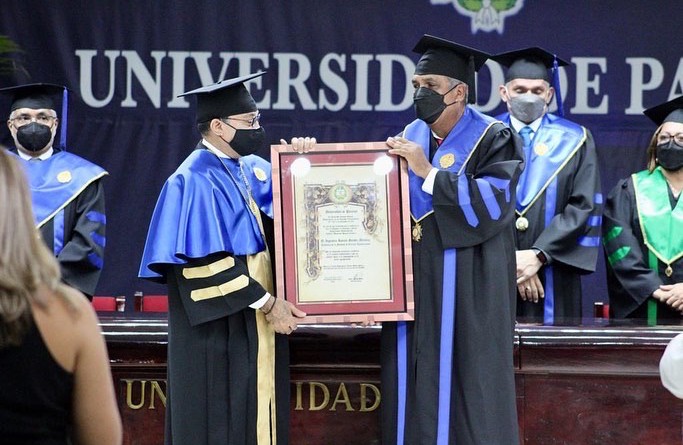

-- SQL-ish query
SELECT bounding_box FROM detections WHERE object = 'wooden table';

[100,316,683,445]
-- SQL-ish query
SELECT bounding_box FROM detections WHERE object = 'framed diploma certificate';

[271,141,414,324]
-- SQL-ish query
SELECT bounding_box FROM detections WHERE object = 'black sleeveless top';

[0,318,74,444]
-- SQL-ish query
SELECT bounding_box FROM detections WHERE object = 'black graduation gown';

[381,123,523,445]
[514,128,602,322]
[39,179,106,298]
[602,175,683,321]
[139,147,289,445]
[164,247,290,445]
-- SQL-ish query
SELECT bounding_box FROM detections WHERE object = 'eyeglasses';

[10,113,56,127]
[657,132,683,145]
[224,112,261,128]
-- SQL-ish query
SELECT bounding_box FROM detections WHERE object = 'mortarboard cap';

[179,72,265,124]
[493,47,569,117]
[0,82,70,149]
[643,95,683,126]
[413,35,490,104]
[492,47,569,83]
[0,82,65,112]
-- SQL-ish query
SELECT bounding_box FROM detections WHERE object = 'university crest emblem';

[430,0,525,34]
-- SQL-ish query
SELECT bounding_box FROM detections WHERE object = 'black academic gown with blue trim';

[381,108,523,445]
[8,147,107,298]
[139,143,289,445]
[496,113,603,323]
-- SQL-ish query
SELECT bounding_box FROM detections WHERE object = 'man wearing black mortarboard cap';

[1,83,107,299]
[139,71,312,445]
[492,47,603,325]
[603,95,683,323]
[382,34,523,445]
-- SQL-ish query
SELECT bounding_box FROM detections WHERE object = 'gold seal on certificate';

[516,216,529,231]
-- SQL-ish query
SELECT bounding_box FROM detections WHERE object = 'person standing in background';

[603,96,683,322]
[2,83,107,299]
[493,48,603,324]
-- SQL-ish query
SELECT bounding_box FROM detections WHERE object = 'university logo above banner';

[431,0,525,34]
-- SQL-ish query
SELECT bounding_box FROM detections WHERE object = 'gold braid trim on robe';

[249,197,277,445]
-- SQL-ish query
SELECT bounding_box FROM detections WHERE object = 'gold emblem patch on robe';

[534,143,549,156]
[439,153,455,169]
[57,171,72,183]
[253,167,267,182]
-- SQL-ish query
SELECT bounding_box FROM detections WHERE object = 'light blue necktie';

[519,126,533,154]
[516,126,534,209]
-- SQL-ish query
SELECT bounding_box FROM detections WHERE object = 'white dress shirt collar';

[18,146,54,161]
[202,138,233,159]
[509,114,543,134]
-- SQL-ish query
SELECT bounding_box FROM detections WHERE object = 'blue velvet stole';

[8,150,108,228]
[139,146,273,280]
[403,106,497,221]
[497,113,586,211]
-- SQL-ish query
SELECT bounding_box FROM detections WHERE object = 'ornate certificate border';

[271,142,414,324]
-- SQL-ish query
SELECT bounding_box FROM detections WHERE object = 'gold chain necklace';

[222,158,261,217]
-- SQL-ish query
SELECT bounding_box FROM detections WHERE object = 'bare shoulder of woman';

[67,288,123,445]
[31,286,87,373]
[35,286,122,445]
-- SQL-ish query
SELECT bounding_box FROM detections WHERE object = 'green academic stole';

[632,167,683,276]
[633,167,683,323]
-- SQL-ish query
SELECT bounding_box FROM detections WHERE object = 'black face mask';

[657,140,683,171]
[227,126,266,157]
[16,122,53,152]
[413,85,458,124]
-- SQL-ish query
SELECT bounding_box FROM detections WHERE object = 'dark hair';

[197,120,211,136]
